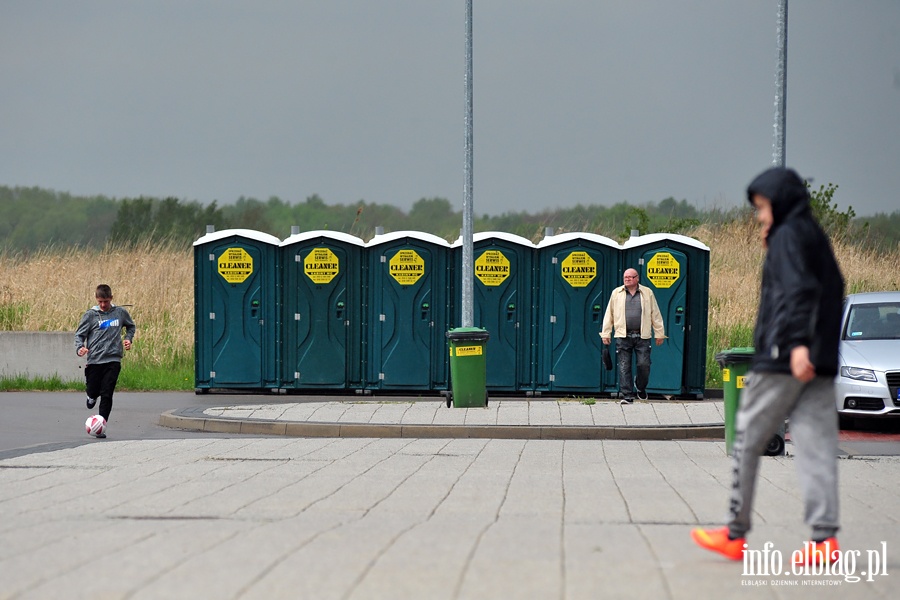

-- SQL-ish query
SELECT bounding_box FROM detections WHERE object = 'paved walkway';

[160,398,726,440]
[2,397,898,599]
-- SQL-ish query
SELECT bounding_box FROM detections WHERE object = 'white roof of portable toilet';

[621,233,710,252]
[450,231,536,248]
[366,230,452,248]
[536,232,621,249]
[279,230,365,247]
[192,228,281,247]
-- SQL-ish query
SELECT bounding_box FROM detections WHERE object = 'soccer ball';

[85,415,106,436]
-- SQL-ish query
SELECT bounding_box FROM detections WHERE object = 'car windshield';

[843,302,900,340]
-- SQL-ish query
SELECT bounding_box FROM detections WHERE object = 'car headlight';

[840,366,877,382]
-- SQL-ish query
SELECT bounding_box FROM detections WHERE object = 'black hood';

[746,167,810,226]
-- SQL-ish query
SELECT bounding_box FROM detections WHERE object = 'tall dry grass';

[0,239,193,368]
[2,222,899,386]
[693,217,900,335]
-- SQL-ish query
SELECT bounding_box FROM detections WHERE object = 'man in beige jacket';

[601,268,665,404]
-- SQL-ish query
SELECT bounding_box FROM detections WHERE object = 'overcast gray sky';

[2,1,898,216]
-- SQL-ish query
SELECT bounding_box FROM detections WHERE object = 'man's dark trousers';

[616,334,651,399]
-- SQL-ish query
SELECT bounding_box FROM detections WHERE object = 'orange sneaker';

[691,527,746,561]
[792,538,840,568]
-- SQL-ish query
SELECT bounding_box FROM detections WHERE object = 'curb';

[159,409,724,441]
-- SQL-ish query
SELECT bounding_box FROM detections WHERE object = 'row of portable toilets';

[194,227,709,397]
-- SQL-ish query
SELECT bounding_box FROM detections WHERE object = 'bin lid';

[446,327,491,342]
[714,347,756,366]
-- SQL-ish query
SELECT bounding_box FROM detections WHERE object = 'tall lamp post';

[773,0,788,167]
[461,0,474,327]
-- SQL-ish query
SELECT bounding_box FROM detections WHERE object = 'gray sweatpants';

[727,372,840,540]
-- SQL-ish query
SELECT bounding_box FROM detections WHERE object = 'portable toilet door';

[452,232,536,393]
[535,232,621,395]
[280,230,365,390]
[193,228,280,391]
[621,233,710,397]
[365,231,452,391]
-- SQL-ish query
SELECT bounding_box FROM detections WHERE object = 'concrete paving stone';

[458,515,563,600]
[336,402,378,423]
[529,400,562,426]
[345,513,493,600]
[463,405,497,426]
[306,402,351,423]
[598,441,699,525]
[246,405,291,420]
[402,401,441,424]
[559,400,596,426]
[6,515,195,600]
[3,435,897,600]
[590,401,627,426]
[620,402,662,426]
[205,404,267,419]
[562,523,670,600]
[430,404,468,425]
[276,402,322,422]
[684,401,724,425]
[369,401,415,425]
[562,440,632,525]
[651,402,691,426]
[132,512,349,600]
[496,400,530,425]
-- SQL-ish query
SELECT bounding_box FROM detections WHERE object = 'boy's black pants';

[85,362,121,421]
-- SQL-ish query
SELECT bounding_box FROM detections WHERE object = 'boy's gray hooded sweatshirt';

[74,304,136,365]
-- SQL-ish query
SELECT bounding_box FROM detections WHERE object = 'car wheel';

[764,434,785,456]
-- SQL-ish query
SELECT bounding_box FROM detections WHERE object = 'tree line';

[1,184,894,252]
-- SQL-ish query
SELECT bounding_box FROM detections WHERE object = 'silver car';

[835,291,900,425]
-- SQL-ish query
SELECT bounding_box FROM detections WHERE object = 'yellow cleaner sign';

[646,252,680,289]
[217,247,253,283]
[560,251,597,288]
[389,249,425,285]
[455,345,483,356]
[304,247,340,284]
[475,250,510,286]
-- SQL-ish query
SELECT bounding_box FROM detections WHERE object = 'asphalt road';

[0,391,284,459]
[2,391,898,459]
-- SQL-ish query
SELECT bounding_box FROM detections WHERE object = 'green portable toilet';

[534,232,621,395]
[193,228,281,391]
[280,229,365,391]
[621,233,710,398]
[365,231,452,391]
[451,232,536,393]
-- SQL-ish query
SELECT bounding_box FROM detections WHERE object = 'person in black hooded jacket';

[692,167,845,567]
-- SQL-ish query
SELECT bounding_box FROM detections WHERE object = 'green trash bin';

[716,348,754,455]
[715,347,786,457]
[446,327,490,408]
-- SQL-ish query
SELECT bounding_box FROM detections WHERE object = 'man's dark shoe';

[86,396,97,409]
[94,432,106,439]
[637,389,649,401]
[619,398,634,405]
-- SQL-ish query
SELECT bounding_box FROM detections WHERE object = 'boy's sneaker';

[691,527,746,561]
[94,432,106,439]
[86,396,97,409]
[792,538,840,568]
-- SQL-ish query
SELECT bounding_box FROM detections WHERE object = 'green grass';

[705,323,754,387]
[0,374,82,392]
[0,302,29,330]
[5,326,756,392]
[117,361,195,391]
[1,360,195,392]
